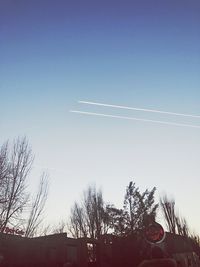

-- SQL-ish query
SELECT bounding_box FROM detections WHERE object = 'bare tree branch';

[0,137,33,231]
[68,185,110,239]
[25,173,49,237]
[160,195,190,236]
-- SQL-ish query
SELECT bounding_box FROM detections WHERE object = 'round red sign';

[144,222,165,243]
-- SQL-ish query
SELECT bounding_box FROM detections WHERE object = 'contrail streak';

[70,110,200,129]
[78,101,200,119]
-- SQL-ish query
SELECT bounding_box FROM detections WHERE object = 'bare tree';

[160,195,176,234]
[68,201,88,238]
[37,223,52,236]
[160,195,189,236]
[52,220,67,234]
[68,185,110,239]
[0,137,33,232]
[175,214,189,236]
[105,205,127,236]
[25,173,49,237]
[0,142,9,204]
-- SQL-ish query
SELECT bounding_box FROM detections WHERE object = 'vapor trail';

[70,110,200,129]
[78,101,200,119]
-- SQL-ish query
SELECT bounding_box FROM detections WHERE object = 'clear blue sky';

[0,0,200,233]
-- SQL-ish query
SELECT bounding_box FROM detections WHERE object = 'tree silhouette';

[0,137,50,236]
[0,137,33,231]
[160,195,189,236]
[25,173,49,237]
[123,182,158,235]
[68,185,110,239]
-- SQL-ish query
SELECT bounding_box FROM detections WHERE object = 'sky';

[0,0,200,233]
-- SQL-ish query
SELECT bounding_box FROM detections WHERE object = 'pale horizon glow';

[70,110,200,129]
[79,101,200,119]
